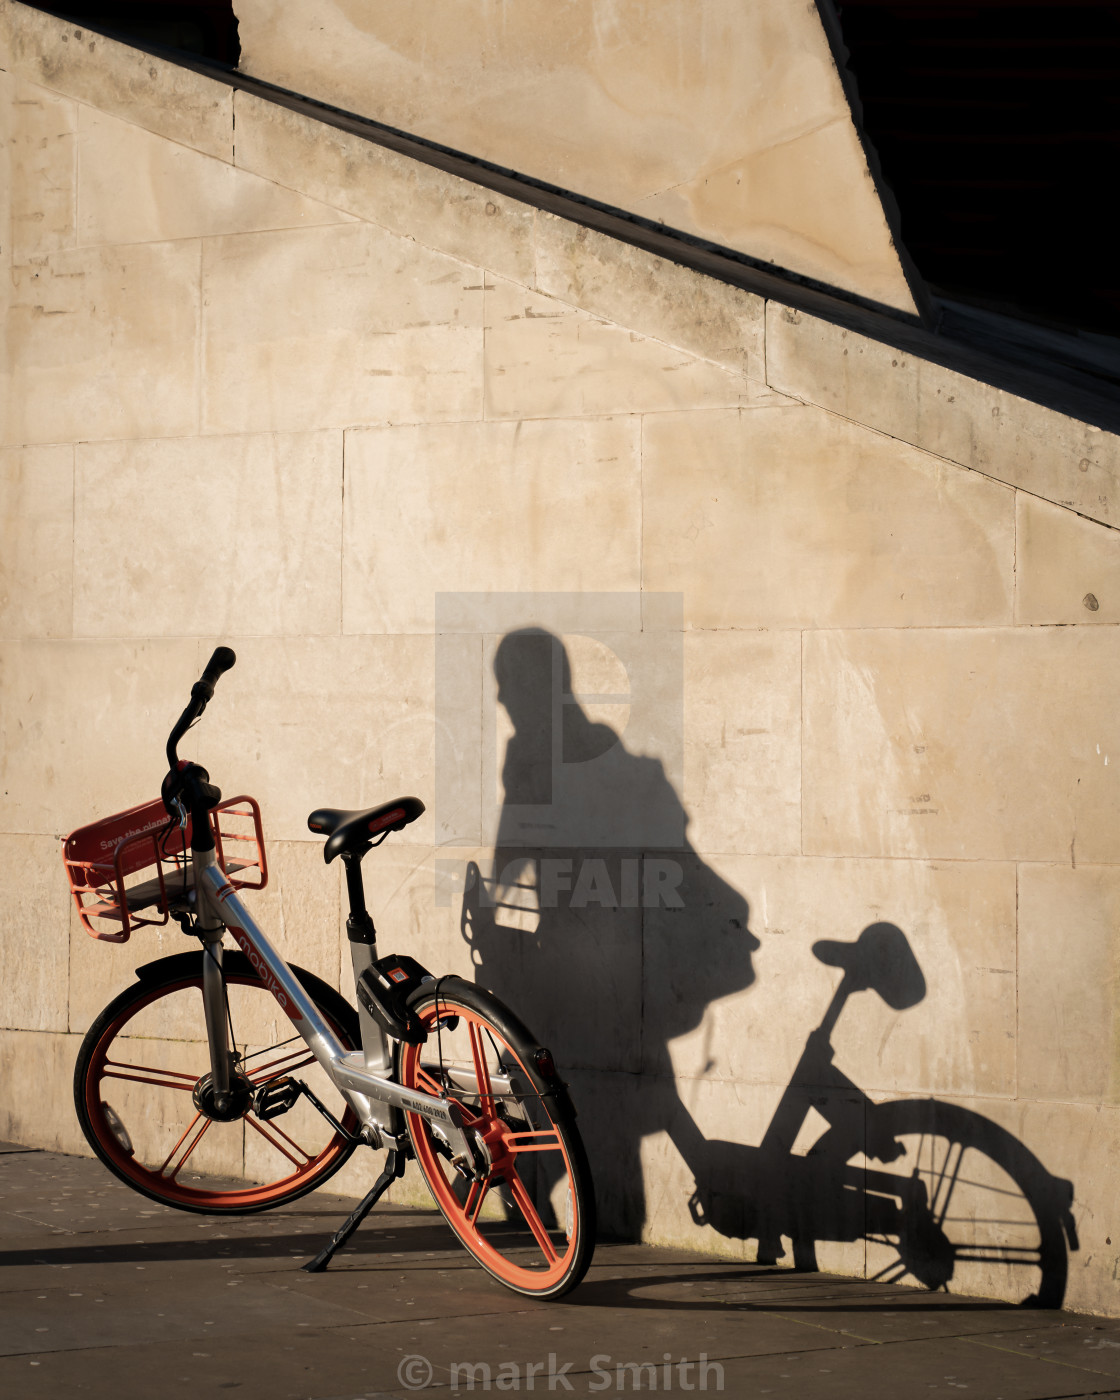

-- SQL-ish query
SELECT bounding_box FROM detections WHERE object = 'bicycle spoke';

[929,1139,963,1222]
[504,1168,559,1263]
[244,1111,311,1167]
[868,1258,912,1284]
[159,1113,212,1180]
[239,1034,301,1066]
[505,1127,561,1154]
[952,1254,1047,1265]
[101,1060,198,1093]
[414,1063,447,1098]
[468,1023,494,1108]
[463,1177,491,1226]
[245,1047,316,1083]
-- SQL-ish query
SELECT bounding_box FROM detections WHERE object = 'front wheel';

[397,980,595,1299]
[74,951,362,1213]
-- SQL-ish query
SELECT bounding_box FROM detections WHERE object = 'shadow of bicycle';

[460,627,1080,1309]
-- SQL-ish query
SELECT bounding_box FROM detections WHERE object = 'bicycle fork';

[194,848,238,1115]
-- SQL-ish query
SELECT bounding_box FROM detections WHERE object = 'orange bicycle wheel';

[74,951,361,1213]
[397,980,595,1298]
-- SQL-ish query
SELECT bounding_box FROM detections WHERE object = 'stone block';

[644,853,1016,1100]
[6,77,76,262]
[1,1,233,159]
[483,277,755,421]
[0,74,11,278]
[803,628,1120,863]
[195,634,438,845]
[201,223,483,435]
[342,418,641,634]
[3,240,200,446]
[358,841,476,982]
[0,444,73,639]
[0,1028,89,1155]
[1018,864,1120,1106]
[0,834,70,1032]
[232,91,536,286]
[67,911,184,1038]
[642,406,1014,629]
[73,432,343,638]
[1016,492,1120,625]
[1013,1098,1120,1316]
[766,306,1120,527]
[0,637,201,835]
[681,630,801,856]
[534,214,768,382]
[76,107,351,248]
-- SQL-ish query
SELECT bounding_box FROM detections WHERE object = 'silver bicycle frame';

[192,853,473,1162]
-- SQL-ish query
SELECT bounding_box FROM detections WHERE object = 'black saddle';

[307,797,425,863]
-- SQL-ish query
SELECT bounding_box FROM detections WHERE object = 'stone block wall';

[2,2,1119,1315]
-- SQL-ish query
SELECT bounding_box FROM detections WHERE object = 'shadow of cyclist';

[460,627,759,1237]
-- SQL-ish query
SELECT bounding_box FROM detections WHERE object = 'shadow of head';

[494,627,619,766]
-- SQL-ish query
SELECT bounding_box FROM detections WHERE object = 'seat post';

[341,852,375,944]
[341,851,394,1097]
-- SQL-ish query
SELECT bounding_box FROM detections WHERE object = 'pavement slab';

[1,1144,1117,1400]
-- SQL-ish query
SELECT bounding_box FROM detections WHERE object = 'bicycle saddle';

[308,797,425,863]
[812,922,926,1010]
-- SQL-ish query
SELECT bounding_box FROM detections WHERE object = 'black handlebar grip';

[197,646,237,698]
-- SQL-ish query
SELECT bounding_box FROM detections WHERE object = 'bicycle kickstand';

[302,1148,407,1273]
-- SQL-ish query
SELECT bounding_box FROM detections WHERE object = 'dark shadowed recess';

[32,0,239,63]
[830,1,1120,359]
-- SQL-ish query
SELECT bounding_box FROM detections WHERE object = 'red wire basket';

[62,796,268,943]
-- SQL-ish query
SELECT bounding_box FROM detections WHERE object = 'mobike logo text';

[222,904,302,1021]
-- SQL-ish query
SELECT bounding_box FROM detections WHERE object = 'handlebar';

[198,645,236,700]
[166,647,237,769]
[163,649,237,854]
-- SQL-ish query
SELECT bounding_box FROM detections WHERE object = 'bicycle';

[63,648,596,1298]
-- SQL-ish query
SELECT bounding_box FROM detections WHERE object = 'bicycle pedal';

[253,1077,302,1121]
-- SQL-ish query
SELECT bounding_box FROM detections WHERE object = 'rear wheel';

[397,980,595,1298]
[74,952,361,1213]
[818,1098,1072,1307]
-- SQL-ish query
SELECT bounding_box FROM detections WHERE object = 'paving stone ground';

[1,1141,1118,1399]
